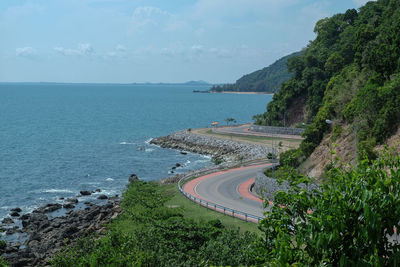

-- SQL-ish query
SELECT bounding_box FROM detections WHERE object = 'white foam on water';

[145,148,154,152]
[105,177,114,181]
[42,189,74,194]
[144,138,153,144]
[119,142,135,145]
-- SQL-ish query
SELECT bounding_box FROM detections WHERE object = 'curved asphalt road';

[213,123,303,140]
[184,163,272,219]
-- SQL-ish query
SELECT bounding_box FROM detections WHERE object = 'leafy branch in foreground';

[260,150,400,265]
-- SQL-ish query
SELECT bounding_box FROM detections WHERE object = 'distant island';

[210,51,301,93]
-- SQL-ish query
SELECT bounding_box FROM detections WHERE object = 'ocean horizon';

[0,83,272,222]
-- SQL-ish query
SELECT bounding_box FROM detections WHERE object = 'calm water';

[0,83,272,220]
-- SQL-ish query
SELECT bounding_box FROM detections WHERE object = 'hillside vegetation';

[255,0,400,168]
[44,152,400,266]
[210,51,300,93]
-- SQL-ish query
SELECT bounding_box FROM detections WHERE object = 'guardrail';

[177,160,270,223]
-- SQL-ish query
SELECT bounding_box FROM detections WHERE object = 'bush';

[51,181,265,266]
[279,148,302,168]
[211,156,223,165]
[0,257,8,267]
[260,150,400,265]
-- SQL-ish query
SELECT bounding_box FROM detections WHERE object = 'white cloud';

[129,6,185,34]
[209,47,232,58]
[115,44,126,52]
[130,6,170,31]
[105,44,128,59]
[191,45,204,54]
[192,0,298,19]
[16,47,37,58]
[54,43,94,56]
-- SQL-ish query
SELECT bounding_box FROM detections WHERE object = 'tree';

[225,118,236,126]
[260,151,400,265]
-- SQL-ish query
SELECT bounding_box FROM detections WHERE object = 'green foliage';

[211,156,223,165]
[211,51,301,93]
[51,181,265,266]
[260,151,400,265]
[0,259,8,267]
[279,149,303,168]
[0,240,5,250]
[224,117,236,125]
[330,124,343,142]
[255,0,400,162]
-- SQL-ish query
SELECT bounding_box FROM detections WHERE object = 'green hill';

[255,0,400,165]
[210,51,300,93]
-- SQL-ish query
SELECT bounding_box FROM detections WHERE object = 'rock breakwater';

[151,130,274,162]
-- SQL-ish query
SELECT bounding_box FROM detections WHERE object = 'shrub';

[260,150,400,265]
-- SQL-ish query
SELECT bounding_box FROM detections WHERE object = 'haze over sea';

[0,83,272,220]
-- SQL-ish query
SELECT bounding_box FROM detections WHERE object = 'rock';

[172,166,176,170]
[6,226,19,235]
[2,198,122,267]
[59,197,65,200]
[80,190,92,196]
[10,211,20,217]
[180,151,187,155]
[37,203,63,213]
[66,198,78,204]
[94,189,102,193]
[11,207,22,213]
[63,203,75,209]
[175,163,181,167]
[5,245,19,253]
[2,217,14,225]
[129,174,139,183]
[97,194,108,200]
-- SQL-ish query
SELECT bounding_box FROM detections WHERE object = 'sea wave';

[42,189,74,194]
[105,177,114,181]
[119,142,135,145]
[144,138,153,145]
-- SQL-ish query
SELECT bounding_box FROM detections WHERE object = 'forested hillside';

[255,0,400,166]
[210,51,300,93]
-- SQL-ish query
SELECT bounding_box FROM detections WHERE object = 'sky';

[0,0,373,83]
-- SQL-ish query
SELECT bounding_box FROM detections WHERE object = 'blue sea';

[0,83,272,220]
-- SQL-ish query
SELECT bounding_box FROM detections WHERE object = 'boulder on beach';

[1,217,14,225]
[80,190,92,196]
[35,203,63,213]
[63,203,75,209]
[66,198,78,204]
[129,174,139,183]
[10,211,20,217]
[10,207,22,213]
[97,194,108,200]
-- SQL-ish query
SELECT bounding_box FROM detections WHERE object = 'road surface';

[183,163,272,220]
[213,124,303,140]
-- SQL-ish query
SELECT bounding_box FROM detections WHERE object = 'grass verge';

[162,183,261,235]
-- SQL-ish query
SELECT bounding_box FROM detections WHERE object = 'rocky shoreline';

[151,130,274,162]
[0,187,125,266]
